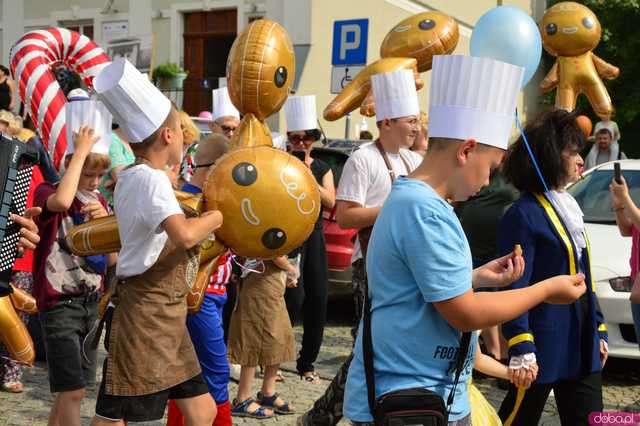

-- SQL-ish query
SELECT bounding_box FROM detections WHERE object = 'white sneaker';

[229,363,241,382]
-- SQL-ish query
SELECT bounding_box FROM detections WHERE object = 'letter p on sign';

[331,19,368,66]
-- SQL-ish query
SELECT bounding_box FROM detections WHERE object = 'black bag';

[363,286,471,426]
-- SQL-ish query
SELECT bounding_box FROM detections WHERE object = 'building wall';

[3,0,547,138]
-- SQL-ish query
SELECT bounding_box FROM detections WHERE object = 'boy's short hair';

[194,134,228,166]
[426,137,462,152]
[130,105,180,155]
[65,152,111,171]
[503,109,584,194]
[596,128,612,138]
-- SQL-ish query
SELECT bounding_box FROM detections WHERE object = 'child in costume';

[34,119,114,426]
[167,134,233,426]
[90,58,223,426]
[498,110,608,425]
[228,255,299,419]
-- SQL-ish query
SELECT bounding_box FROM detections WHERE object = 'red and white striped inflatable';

[10,28,110,168]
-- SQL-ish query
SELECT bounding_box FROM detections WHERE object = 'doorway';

[183,9,237,115]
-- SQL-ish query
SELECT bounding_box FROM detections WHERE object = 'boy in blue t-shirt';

[344,56,588,425]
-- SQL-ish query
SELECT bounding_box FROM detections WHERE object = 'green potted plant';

[153,62,188,90]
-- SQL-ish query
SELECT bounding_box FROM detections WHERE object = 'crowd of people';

[0,45,638,426]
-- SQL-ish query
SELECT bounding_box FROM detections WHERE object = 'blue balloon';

[470,5,542,87]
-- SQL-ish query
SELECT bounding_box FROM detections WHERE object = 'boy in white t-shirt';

[90,59,223,426]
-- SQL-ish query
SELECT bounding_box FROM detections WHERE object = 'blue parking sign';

[331,19,368,66]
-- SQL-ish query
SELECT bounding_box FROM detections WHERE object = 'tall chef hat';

[93,58,172,143]
[65,95,113,155]
[212,87,240,121]
[284,95,317,132]
[371,69,420,121]
[428,55,524,150]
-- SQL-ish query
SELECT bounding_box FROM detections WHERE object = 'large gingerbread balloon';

[539,2,619,119]
[324,11,459,121]
[10,28,111,169]
[0,285,37,365]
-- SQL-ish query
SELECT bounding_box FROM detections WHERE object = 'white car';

[568,159,640,359]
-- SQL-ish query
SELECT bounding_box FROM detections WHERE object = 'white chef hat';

[93,58,172,143]
[271,131,287,151]
[212,87,240,121]
[65,99,113,155]
[284,95,317,132]
[428,55,524,150]
[371,69,420,121]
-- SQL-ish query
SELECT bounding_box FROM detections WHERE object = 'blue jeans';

[632,302,640,350]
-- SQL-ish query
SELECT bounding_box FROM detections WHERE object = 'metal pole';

[345,112,351,139]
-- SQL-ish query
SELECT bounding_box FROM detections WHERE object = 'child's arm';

[474,343,509,380]
[46,127,99,212]
[162,210,223,250]
[434,274,586,332]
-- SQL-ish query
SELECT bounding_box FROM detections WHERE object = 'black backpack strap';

[446,331,472,411]
[362,278,376,413]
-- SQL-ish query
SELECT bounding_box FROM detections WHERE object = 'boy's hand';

[472,251,525,288]
[81,202,108,220]
[544,274,586,304]
[73,126,100,154]
[12,207,42,253]
[201,210,223,231]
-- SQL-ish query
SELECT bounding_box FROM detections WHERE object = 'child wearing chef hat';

[89,58,222,425]
[343,55,587,425]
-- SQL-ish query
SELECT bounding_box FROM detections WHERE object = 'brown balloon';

[0,295,35,365]
[9,284,38,314]
[324,11,459,120]
[576,115,593,138]
[203,147,320,259]
[226,19,295,121]
[229,112,273,149]
[539,2,619,119]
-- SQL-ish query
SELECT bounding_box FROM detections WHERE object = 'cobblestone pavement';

[1,298,639,425]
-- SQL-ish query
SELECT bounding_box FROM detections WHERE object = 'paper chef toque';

[93,58,171,143]
[65,97,113,155]
[428,55,524,150]
[371,69,420,121]
[284,95,317,132]
[212,87,240,121]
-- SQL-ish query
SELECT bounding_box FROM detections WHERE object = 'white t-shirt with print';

[336,142,423,263]
[114,164,184,278]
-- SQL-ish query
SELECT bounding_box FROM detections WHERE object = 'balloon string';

[515,109,549,194]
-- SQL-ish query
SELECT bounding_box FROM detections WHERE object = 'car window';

[568,169,640,223]
[311,150,348,185]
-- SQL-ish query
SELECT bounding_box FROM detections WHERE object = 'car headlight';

[609,276,632,292]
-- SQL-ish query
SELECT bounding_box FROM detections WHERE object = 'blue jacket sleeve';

[594,296,608,342]
[497,203,537,356]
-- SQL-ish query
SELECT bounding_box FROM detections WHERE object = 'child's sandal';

[257,391,296,415]
[231,398,274,419]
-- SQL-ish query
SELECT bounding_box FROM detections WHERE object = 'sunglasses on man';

[287,129,321,143]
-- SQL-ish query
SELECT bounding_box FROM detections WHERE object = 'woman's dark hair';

[503,109,584,193]
[0,65,9,76]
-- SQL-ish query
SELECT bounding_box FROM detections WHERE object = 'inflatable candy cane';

[10,28,110,169]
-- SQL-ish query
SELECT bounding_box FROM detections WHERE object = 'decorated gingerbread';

[539,2,619,119]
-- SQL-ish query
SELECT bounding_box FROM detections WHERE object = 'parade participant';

[498,109,608,425]
[410,110,429,156]
[284,95,335,384]
[98,123,134,209]
[343,55,587,426]
[296,68,423,425]
[34,115,114,426]
[166,134,233,426]
[610,175,640,348]
[90,58,221,426]
[209,87,240,139]
[178,111,201,185]
[228,255,298,419]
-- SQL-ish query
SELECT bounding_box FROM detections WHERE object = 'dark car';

[311,139,364,290]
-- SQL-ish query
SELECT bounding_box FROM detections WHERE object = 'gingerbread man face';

[226,19,295,121]
[541,1,601,57]
[380,11,459,73]
[203,146,320,259]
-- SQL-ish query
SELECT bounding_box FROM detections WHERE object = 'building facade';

[1,0,546,138]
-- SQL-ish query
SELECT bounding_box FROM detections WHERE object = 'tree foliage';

[544,0,640,157]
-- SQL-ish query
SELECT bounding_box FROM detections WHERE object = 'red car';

[311,140,362,290]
